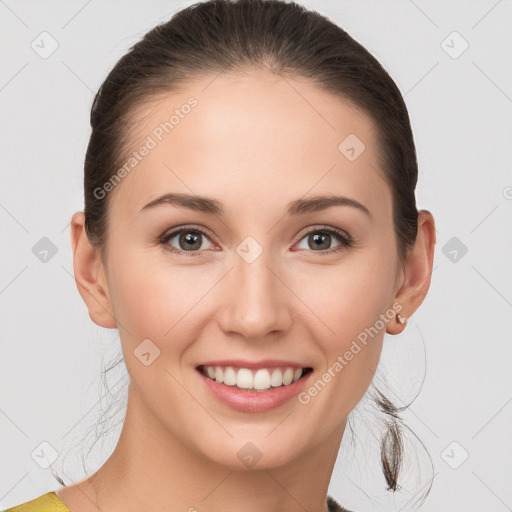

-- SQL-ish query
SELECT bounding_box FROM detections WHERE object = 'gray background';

[1,1,511,511]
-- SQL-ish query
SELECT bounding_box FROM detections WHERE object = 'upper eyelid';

[162,224,215,242]
[296,224,349,239]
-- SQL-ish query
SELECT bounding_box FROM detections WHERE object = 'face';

[98,70,403,469]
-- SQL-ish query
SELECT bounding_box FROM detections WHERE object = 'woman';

[3,0,435,510]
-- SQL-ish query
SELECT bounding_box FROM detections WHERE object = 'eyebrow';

[139,192,372,218]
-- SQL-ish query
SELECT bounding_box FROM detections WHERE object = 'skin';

[58,69,435,512]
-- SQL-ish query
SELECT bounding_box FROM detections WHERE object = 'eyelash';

[158,225,353,257]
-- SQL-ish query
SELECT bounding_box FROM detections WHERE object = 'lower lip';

[197,369,312,413]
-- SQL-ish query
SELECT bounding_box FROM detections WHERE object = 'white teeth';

[223,366,237,386]
[282,368,294,386]
[253,369,271,390]
[236,368,253,389]
[201,365,306,391]
[270,369,282,387]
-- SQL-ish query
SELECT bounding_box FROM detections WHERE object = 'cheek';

[292,248,397,347]
[107,229,397,355]
[290,248,395,408]
[106,245,214,344]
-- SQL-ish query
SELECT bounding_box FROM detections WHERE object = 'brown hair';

[74,0,431,505]
[84,0,418,264]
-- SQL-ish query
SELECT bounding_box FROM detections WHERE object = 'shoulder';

[327,495,354,512]
[1,492,71,512]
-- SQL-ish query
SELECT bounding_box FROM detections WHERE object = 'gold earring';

[396,313,407,325]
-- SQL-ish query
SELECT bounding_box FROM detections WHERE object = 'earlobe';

[70,212,118,329]
[386,210,436,335]
[386,304,408,335]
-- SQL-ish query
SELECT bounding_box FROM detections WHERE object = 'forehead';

[109,70,391,221]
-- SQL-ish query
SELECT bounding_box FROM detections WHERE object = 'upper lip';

[197,359,311,370]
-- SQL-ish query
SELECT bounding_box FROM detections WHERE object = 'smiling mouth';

[197,364,313,392]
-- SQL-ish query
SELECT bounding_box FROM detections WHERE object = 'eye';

[294,226,353,254]
[158,224,353,257]
[159,226,214,256]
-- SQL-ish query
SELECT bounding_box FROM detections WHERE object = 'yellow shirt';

[2,491,350,511]
[1,493,70,512]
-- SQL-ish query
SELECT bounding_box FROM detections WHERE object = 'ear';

[70,211,118,329]
[386,210,436,335]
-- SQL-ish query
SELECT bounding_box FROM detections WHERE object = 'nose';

[217,252,293,340]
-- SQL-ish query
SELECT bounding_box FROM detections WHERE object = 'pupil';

[311,233,330,250]
[181,232,201,251]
